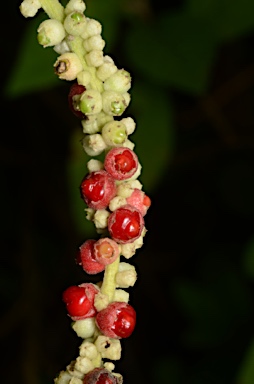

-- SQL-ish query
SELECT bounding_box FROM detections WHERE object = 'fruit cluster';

[19,0,150,383]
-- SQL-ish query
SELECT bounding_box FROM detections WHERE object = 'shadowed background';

[1,0,254,383]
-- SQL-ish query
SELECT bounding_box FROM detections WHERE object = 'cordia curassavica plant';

[19,0,151,382]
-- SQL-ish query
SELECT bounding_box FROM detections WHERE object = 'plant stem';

[39,0,65,22]
[68,36,104,92]
[100,256,120,302]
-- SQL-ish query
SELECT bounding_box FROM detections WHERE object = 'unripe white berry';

[83,35,105,52]
[95,336,121,360]
[122,139,135,150]
[20,0,41,18]
[85,208,95,221]
[74,356,95,374]
[80,89,102,115]
[82,134,107,156]
[102,91,127,116]
[64,11,87,36]
[67,362,83,379]
[54,39,70,54]
[114,289,129,303]
[109,196,127,211]
[72,318,96,339]
[101,120,127,146]
[116,263,137,288]
[37,19,66,48]
[54,370,73,384]
[104,69,131,93]
[87,159,104,172]
[64,0,86,15]
[85,50,104,67]
[79,341,98,360]
[70,377,83,384]
[81,112,113,134]
[121,117,136,135]
[96,56,118,81]
[104,362,115,372]
[81,18,102,39]
[93,209,110,229]
[54,52,82,80]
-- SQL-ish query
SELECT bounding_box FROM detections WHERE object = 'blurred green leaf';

[153,357,183,384]
[126,10,217,95]
[187,0,254,41]
[172,253,252,348]
[5,12,59,98]
[236,339,254,384]
[129,80,174,191]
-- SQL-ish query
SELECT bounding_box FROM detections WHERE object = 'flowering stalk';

[19,0,151,382]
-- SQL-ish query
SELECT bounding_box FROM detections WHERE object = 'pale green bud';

[54,370,73,384]
[81,18,102,39]
[72,318,96,339]
[104,69,131,93]
[85,50,104,67]
[80,89,102,115]
[64,0,86,15]
[83,35,105,52]
[37,19,66,48]
[95,336,121,360]
[101,120,127,146]
[64,11,87,36]
[54,52,82,80]
[82,134,107,156]
[20,0,41,18]
[102,91,127,116]
[81,112,113,134]
[53,39,70,54]
[96,56,118,81]
[121,117,136,135]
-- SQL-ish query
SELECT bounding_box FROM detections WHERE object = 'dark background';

[1,0,254,383]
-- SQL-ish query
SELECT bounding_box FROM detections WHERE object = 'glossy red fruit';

[126,188,151,216]
[104,147,138,180]
[80,170,117,210]
[83,368,122,384]
[96,302,136,339]
[62,283,99,321]
[68,82,86,119]
[94,238,119,266]
[108,204,144,244]
[76,240,105,275]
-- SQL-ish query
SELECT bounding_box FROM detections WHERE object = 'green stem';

[39,0,65,22]
[100,257,120,302]
[68,36,104,92]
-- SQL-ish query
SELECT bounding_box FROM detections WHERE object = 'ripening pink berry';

[80,170,117,209]
[83,367,121,384]
[76,239,105,274]
[62,283,99,321]
[108,204,144,244]
[126,188,151,216]
[93,237,120,266]
[96,302,136,339]
[104,147,138,180]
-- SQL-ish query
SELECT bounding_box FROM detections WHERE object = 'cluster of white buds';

[19,0,150,383]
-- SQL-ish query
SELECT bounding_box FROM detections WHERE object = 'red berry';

[96,302,136,339]
[80,170,117,210]
[104,147,138,180]
[76,240,105,274]
[94,238,120,266]
[108,204,144,244]
[83,368,121,384]
[126,188,151,216]
[62,283,99,321]
[68,82,86,119]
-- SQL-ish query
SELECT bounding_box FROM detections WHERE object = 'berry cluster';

[19,0,150,382]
